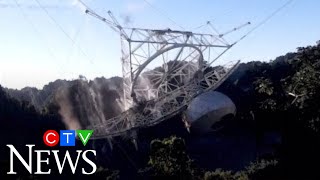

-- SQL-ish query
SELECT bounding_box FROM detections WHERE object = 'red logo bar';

[43,130,59,147]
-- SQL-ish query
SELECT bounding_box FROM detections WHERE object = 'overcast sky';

[0,0,319,89]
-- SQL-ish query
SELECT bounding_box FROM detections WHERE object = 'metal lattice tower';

[81,5,249,140]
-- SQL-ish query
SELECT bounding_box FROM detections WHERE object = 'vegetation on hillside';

[1,41,320,179]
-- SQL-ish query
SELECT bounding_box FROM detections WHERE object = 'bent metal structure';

[80,4,249,140]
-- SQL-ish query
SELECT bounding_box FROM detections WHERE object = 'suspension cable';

[142,0,185,30]
[233,0,294,45]
[12,0,66,75]
[34,0,95,64]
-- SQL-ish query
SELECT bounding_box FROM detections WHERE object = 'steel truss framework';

[83,8,246,139]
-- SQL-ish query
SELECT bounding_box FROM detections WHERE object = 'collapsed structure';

[77,1,251,147]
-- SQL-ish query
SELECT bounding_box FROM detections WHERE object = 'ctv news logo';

[6,130,97,175]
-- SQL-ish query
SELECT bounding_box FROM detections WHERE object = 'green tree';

[140,136,198,179]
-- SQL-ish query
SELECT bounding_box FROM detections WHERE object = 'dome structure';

[185,91,236,134]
